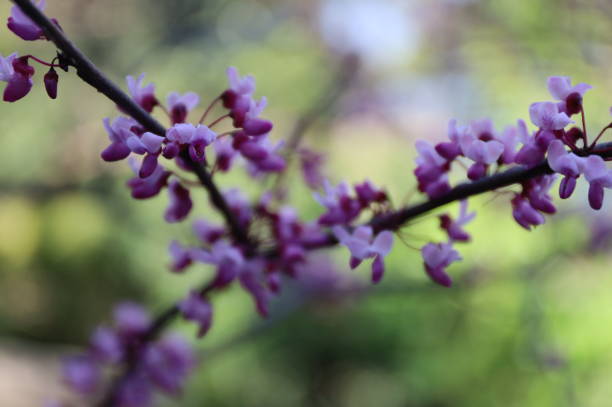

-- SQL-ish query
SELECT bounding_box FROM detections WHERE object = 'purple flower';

[242,97,273,136]
[168,240,192,272]
[498,123,521,164]
[114,302,151,338]
[512,195,545,230]
[458,122,504,180]
[115,373,153,407]
[414,140,451,197]
[44,67,59,99]
[421,242,461,287]
[439,200,475,242]
[546,140,584,198]
[127,160,170,199]
[193,219,225,244]
[525,175,557,215]
[127,74,158,113]
[435,119,464,161]
[547,76,592,116]
[62,355,100,395]
[101,117,138,161]
[179,291,213,337]
[126,132,164,156]
[226,66,255,97]
[239,262,270,317]
[332,226,394,283]
[167,92,199,124]
[164,180,193,223]
[0,53,34,102]
[90,326,122,363]
[314,180,362,225]
[583,155,612,210]
[7,0,46,41]
[165,123,216,163]
[529,102,572,131]
[354,180,387,207]
[213,137,238,172]
[222,66,255,110]
[144,335,195,395]
[191,241,245,286]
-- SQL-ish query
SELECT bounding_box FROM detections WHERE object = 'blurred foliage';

[0,0,612,406]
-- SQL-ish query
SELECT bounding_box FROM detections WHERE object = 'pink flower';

[332,226,394,283]
[167,92,199,124]
[213,137,238,172]
[7,0,46,41]
[62,355,100,395]
[314,180,362,225]
[582,155,612,210]
[458,121,504,180]
[439,200,475,242]
[435,119,464,160]
[421,242,461,287]
[193,219,224,244]
[101,116,138,162]
[43,67,59,99]
[0,53,34,102]
[165,123,217,163]
[127,73,158,113]
[354,180,387,207]
[547,76,592,115]
[529,102,572,131]
[498,123,521,164]
[226,66,255,97]
[114,302,151,338]
[191,241,245,286]
[127,159,170,199]
[414,140,451,198]
[126,132,164,155]
[546,140,584,198]
[179,291,213,337]
[511,195,545,230]
[90,326,122,363]
[242,97,273,136]
[168,240,192,272]
[144,335,195,395]
[164,180,193,223]
[239,261,271,317]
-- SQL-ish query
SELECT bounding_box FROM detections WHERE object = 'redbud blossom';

[582,155,612,210]
[421,242,461,287]
[7,0,46,41]
[179,291,213,337]
[43,67,58,99]
[333,226,394,283]
[0,53,33,102]
[127,73,158,113]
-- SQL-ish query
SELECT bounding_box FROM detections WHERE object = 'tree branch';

[10,0,250,247]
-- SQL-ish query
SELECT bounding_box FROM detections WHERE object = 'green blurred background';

[1,0,612,406]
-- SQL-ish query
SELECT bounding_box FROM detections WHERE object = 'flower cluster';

[62,303,195,406]
[1,1,62,102]
[412,76,612,285]
[4,3,612,406]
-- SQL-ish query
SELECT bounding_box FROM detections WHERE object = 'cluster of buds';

[62,303,195,406]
